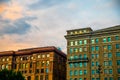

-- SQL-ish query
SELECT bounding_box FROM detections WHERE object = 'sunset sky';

[0,0,120,53]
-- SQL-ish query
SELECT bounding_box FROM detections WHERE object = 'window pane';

[115,36,119,40]
[107,37,111,42]
[116,52,120,57]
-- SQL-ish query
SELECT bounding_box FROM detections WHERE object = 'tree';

[0,69,25,80]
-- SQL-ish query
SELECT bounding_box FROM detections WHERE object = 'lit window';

[84,47,87,51]
[47,54,50,57]
[103,38,106,42]
[70,56,74,60]
[79,78,82,80]
[79,48,82,52]
[2,58,5,62]
[104,53,107,57]
[42,55,45,58]
[74,48,78,53]
[6,64,8,69]
[75,41,78,45]
[70,41,74,46]
[6,58,9,61]
[96,54,99,58]
[91,46,95,51]
[103,45,107,50]
[46,61,49,66]
[74,55,78,59]
[38,55,41,58]
[107,37,111,42]
[91,39,95,44]
[84,40,87,44]
[79,40,82,45]
[2,64,5,69]
[75,31,78,34]
[79,63,82,67]
[79,70,82,75]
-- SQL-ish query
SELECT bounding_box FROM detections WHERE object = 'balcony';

[68,58,89,63]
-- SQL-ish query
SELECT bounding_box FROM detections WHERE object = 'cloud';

[29,0,67,9]
[0,19,31,35]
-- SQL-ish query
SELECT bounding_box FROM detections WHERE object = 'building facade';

[65,25,120,80]
[0,46,66,80]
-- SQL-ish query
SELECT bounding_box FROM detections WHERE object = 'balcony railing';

[68,58,89,63]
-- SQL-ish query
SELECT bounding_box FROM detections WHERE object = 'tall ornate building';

[65,25,120,80]
[0,46,66,80]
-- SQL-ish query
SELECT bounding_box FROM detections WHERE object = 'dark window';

[36,69,39,73]
[27,76,31,80]
[40,75,43,80]
[41,69,44,73]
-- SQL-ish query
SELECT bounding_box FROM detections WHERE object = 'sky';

[0,0,120,53]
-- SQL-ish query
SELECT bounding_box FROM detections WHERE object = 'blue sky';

[0,0,120,52]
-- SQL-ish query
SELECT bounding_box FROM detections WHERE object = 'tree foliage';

[0,69,25,80]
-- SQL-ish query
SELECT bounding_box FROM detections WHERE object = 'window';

[118,77,120,80]
[79,78,82,80]
[91,54,95,58]
[103,45,107,50]
[115,36,119,40]
[96,54,99,58]
[41,69,44,73]
[74,48,78,53]
[70,48,73,54]
[35,69,39,73]
[91,46,95,51]
[42,55,45,58]
[70,56,74,60]
[92,78,95,80]
[79,40,82,45]
[40,75,43,80]
[84,54,87,58]
[47,54,50,57]
[79,63,82,67]
[69,63,73,68]
[38,55,41,58]
[118,68,120,74]
[108,61,112,66]
[91,39,95,44]
[84,40,87,44]
[107,37,111,42]
[116,44,120,49]
[96,46,99,51]
[79,70,82,75]
[74,70,78,75]
[117,60,120,65]
[35,76,38,80]
[104,69,108,74]
[104,61,108,66]
[70,78,73,80]
[92,62,95,66]
[70,41,74,46]
[75,41,78,45]
[109,69,112,74]
[74,55,78,60]
[96,78,100,80]
[84,70,87,75]
[84,62,87,67]
[27,76,31,80]
[46,68,49,73]
[70,70,73,76]
[109,77,113,80]
[96,62,99,66]
[79,48,82,52]
[108,53,112,58]
[92,70,95,75]
[74,63,78,68]
[116,52,120,57]
[103,38,106,42]
[104,77,107,80]
[108,45,112,50]
[95,38,99,43]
